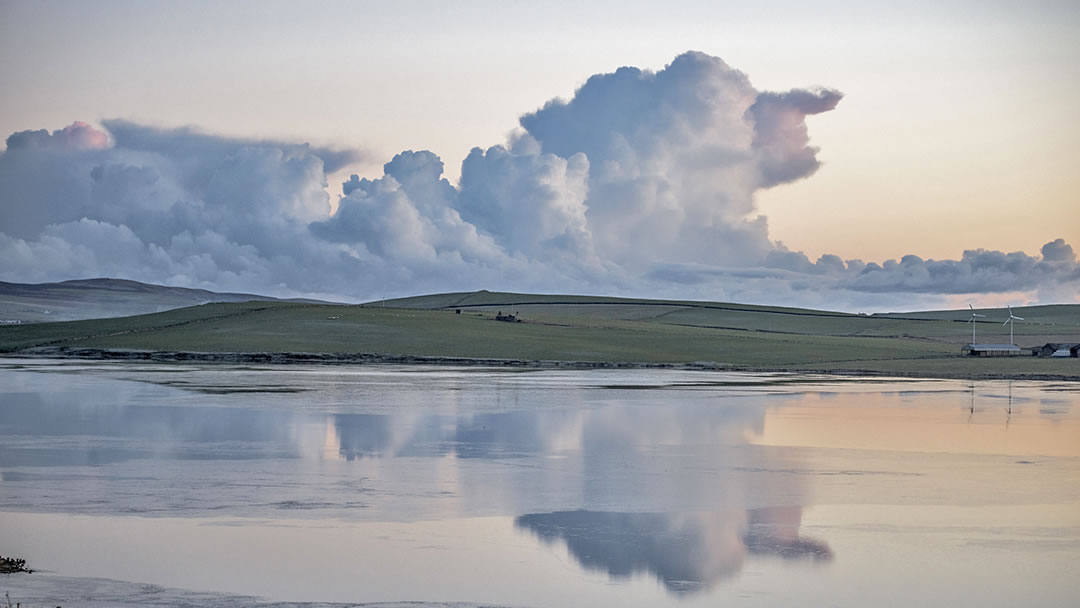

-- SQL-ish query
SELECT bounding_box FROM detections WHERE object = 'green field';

[2,291,1078,379]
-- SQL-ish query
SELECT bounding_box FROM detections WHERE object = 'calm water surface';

[1,359,1078,607]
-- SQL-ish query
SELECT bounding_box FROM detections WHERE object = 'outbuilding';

[1034,343,1080,358]
[961,343,1022,357]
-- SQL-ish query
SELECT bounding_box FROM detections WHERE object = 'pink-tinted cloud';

[5,121,109,151]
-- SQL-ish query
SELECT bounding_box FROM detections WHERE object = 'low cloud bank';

[1,52,1075,309]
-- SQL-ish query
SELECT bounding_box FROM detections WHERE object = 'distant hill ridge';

[0,278,327,323]
[373,290,1080,325]
[372,290,857,318]
[3,279,1077,328]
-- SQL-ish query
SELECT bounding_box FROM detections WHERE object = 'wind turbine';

[967,304,985,344]
[1003,305,1024,346]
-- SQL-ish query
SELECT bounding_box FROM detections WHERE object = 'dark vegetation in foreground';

[1,291,1078,380]
[0,556,32,574]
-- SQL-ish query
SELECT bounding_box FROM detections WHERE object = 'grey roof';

[963,343,1021,350]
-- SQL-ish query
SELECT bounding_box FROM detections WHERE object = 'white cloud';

[457,141,594,263]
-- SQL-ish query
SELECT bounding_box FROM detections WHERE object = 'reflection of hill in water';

[516,508,832,594]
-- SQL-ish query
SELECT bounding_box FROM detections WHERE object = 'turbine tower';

[1003,305,1024,346]
[967,304,985,344]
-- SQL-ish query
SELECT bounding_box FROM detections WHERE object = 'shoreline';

[8,346,1079,382]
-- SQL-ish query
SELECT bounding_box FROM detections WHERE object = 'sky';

[1,0,1078,310]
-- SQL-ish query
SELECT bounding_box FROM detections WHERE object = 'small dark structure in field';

[495,311,520,323]
[1033,343,1080,358]
[962,343,1022,357]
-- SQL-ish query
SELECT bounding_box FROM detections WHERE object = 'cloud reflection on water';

[3,365,1079,605]
[326,395,833,592]
[516,507,832,594]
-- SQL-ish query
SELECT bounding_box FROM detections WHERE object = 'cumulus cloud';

[519,51,787,266]
[1041,238,1076,264]
[313,151,497,265]
[6,121,110,151]
[749,89,842,187]
[457,141,595,263]
[846,248,1080,294]
[103,119,361,175]
[0,52,1076,309]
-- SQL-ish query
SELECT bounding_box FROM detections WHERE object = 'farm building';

[961,343,1022,357]
[1033,343,1080,358]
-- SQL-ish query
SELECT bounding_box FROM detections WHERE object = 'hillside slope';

[375,290,1080,345]
[0,278,326,323]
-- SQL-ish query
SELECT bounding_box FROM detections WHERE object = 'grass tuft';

[0,556,33,574]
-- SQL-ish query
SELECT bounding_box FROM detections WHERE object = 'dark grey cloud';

[671,239,1080,306]
[765,247,822,275]
[0,52,1075,309]
[1041,238,1076,263]
[846,247,1080,294]
[640,236,1080,310]
[0,122,111,240]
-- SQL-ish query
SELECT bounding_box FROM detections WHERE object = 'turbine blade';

[1014,316,1025,321]
[1003,319,1010,326]
[969,304,974,310]
[974,314,985,318]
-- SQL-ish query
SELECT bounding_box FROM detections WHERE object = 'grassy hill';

[378,291,1079,345]
[2,290,1077,379]
[0,278,325,323]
